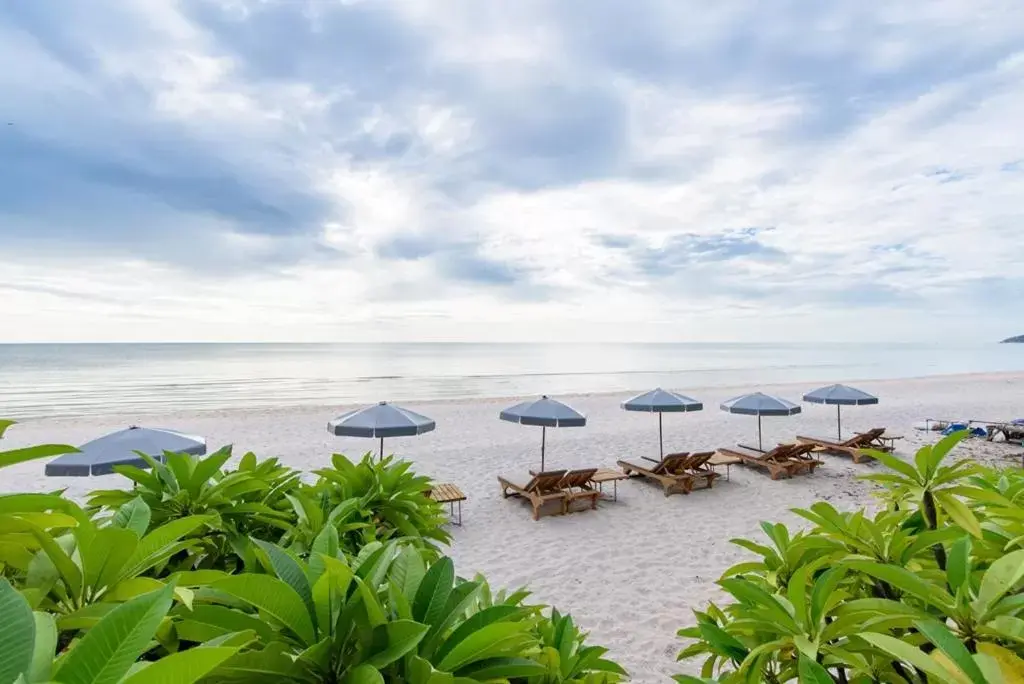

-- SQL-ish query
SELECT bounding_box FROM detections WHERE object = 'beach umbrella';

[803,384,879,440]
[328,401,435,459]
[500,396,586,471]
[45,426,206,477]
[622,388,703,459]
[721,392,801,451]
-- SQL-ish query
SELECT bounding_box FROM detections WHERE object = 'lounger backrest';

[655,452,691,474]
[560,468,598,488]
[688,452,714,469]
[788,443,817,459]
[528,470,569,494]
[762,443,796,461]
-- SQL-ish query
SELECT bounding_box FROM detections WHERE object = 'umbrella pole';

[658,412,664,459]
[758,414,763,451]
[541,427,546,471]
[837,405,842,440]
[379,436,384,462]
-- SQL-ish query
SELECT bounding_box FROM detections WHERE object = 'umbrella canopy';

[328,401,435,459]
[803,384,878,439]
[45,426,206,477]
[721,392,801,451]
[500,396,586,470]
[622,388,703,458]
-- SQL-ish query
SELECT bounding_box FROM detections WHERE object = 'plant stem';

[922,491,948,571]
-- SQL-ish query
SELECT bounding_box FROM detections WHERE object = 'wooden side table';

[428,483,466,525]
[590,468,628,501]
[708,453,741,481]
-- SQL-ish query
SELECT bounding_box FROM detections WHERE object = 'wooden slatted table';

[708,452,741,481]
[590,468,628,501]
[428,483,466,526]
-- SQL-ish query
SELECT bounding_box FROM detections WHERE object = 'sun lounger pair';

[716,443,823,480]
[796,427,898,463]
[617,451,719,497]
[498,468,601,521]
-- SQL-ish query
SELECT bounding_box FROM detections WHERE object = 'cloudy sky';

[2,1,1022,343]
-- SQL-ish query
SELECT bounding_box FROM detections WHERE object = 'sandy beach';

[3,371,1023,682]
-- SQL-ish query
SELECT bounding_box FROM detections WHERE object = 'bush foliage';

[0,420,625,684]
[676,432,1024,683]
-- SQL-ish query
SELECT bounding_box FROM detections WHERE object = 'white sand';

[3,372,1023,682]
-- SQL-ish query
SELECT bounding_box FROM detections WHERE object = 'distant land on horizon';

[1002,336,1024,343]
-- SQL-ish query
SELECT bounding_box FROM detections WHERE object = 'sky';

[1,0,1022,343]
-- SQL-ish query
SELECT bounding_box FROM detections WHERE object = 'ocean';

[0,342,1021,418]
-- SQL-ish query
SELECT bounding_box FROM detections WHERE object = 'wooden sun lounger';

[617,452,717,496]
[498,470,568,521]
[558,468,601,513]
[796,428,888,463]
[785,442,824,474]
[717,443,806,480]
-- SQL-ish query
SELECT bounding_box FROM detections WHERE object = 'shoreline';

[5,368,1023,424]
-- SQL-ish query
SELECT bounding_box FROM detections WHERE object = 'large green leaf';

[344,664,385,684]
[434,605,525,664]
[112,498,152,537]
[119,515,210,580]
[210,574,316,645]
[843,560,953,611]
[859,632,969,684]
[414,557,455,627]
[946,536,972,593]
[0,443,78,469]
[81,527,138,595]
[0,419,14,439]
[454,657,548,680]
[28,524,84,602]
[975,549,1024,618]
[0,578,35,684]
[52,583,174,684]
[365,620,430,668]
[120,646,239,684]
[915,619,986,684]
[29,611,57,682]
[934,492,983,538]
[252,539,315,622]
[436,622,534,672]
[796,656,833,684]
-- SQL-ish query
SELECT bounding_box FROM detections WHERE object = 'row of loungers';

[499,428,901,519]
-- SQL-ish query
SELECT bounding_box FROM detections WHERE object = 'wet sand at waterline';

[3,372,1023,681]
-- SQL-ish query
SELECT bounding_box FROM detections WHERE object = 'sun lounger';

[558,468,601,513]
[498,470,568,521]
[785,442,824,474]
[617,452,716,496]
[716,443,808,480]
[796,429,888,463]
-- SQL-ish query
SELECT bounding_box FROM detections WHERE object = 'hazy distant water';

[0,343,1021,418]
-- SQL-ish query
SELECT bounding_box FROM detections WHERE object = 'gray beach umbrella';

[803,384,879,440]
[45,426,207,477]
[500,395,586,471]
[622,388,703,459]
[328,401,435,459]
[721,392,801,451]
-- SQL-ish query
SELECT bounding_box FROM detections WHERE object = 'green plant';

[311,453,451,554]
[0,426,625,683]
[676,432,1024,683]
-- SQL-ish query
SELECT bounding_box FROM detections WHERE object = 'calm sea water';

[0,343,1021,418]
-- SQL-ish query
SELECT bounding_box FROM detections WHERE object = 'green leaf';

[976,549,1024,618]
[414,556,455,627]
[252,539,314,623]
[947,536,972,594]
[344,664,385,684]
[119,516,210,581]
[436,622,534,672]
[392,545,427,603]
[120,646,239,684]
[843,560,953,611]
[914,619,987,684]
[29,612,57,682]
[365,620,430,668]
[52,583,174,684]
[797,655,833,684]
[934,492,983,539]
[0,419,14,439]
[81,527,138,595]
[112,498,152,537]
[27,524,84,603]
[210,574,316,646]
[454,657,548,679]
[434,605,526,665]
[859,632,968,684]
[0,444,78,469]
[0,578,35,684]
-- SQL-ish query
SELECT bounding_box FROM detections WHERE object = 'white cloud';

[1,0,1022,343]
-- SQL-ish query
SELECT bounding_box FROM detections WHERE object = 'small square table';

[589,468,629,501]
[428,483,466,525]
